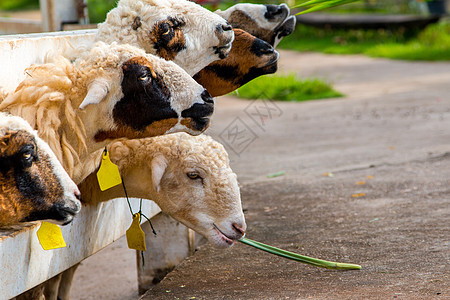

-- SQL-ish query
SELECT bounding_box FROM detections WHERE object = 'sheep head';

[216,3,296,47]
[76,43,214,144]
[104,133,247,248]
[96,0,235,75]
[193,28,279,97]
[0,113,81,226]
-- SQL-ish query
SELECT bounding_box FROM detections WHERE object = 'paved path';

[72,51,450,299]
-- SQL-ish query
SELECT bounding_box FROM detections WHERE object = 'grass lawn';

[232,74,343,102]
[279,21,450,61]
[0,0,39,11]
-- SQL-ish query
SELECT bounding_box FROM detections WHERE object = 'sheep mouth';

[213,42,232,59]
[213,223,237,246]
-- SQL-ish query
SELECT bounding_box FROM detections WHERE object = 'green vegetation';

[87,0,116,24]
[0,0,39,11]
[279,21,450,61]
[232,74,343,102]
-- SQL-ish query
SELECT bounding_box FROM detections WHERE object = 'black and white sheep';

[0,42,214,184]
[0,112,81,226]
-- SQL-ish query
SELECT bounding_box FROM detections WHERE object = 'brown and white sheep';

[0,42,214,184]
[0,112,81,226]
[193,28,279,97]
[216,3,296,47]
[95,0,235,75]
[79,133,246,248]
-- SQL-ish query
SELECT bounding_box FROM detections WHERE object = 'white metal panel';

[0,198,161,300]
[0,30,96,93]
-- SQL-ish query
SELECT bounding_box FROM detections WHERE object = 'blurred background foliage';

[0,0,448,61]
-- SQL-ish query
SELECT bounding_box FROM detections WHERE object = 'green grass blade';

[239,237,361,270]
[294,0,360,15]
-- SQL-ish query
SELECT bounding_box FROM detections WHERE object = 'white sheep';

[215,3,296,47]
[35,133,246,300]
[0,41,214,184]
[95,0,235,75]
[80,133,246,247]
[0,112,81,226]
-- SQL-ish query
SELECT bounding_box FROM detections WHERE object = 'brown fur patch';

[123,56,157,78]
[150,17,186,61]
[94,118,179,142]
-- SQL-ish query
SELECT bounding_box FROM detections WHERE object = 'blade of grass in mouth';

[239,237,361,270]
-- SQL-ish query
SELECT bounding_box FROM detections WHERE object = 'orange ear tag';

[126,213,147,251]
[97,150,122,191]
[37,222,66,250]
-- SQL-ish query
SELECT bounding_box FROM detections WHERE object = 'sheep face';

[96,0,235,75]
[80,48,214,143]
[193,29,279,97]
[107,134,246,248]
[216,3,296,47]
[0,115,81,226]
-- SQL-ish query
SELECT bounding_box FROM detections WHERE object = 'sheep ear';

[78,79,110,110]
[151,155,168,193]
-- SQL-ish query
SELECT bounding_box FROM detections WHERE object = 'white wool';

[80,133,246,248]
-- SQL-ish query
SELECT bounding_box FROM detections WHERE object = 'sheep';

[38,133,246,300]
[0,112,81,226]
[79,132,246,248]
[95,0,235,76]
[215,3,296,47]
[0,41,214,184]
[193,28,279,97]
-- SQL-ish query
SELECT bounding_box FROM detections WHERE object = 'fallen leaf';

[351,193,366,198]
[267,171,286,178]
[356,181,366,185]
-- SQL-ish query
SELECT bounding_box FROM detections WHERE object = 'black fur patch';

[113,61,177,131]
[199,64,239,82]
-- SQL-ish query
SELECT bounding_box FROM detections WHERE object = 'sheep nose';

[232,222,246,237]
[222,24,232,32]
[251,39,275,56]
[260,44,275,55]
[264,4,287,19]
[217,23,232,33]
[201,89,214,104]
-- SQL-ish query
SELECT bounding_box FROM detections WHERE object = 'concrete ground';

[72,50,450,299]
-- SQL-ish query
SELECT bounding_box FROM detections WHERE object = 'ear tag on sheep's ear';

[126,213,146,251]
[37,222,66,250]
[97,148,122,191]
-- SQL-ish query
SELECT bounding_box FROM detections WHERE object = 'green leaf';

[239,237,362,270]
[294,0,360,15]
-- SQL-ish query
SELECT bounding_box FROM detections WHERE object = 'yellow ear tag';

[37,222,66,250]
[126,213,146,251]
[97,150,122,191]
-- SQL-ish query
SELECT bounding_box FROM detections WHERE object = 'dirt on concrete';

[71,51,450,299]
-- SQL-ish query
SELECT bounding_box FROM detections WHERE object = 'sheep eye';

[22,152,33,161]
[138,75,148,81]
[186,172,201,180]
